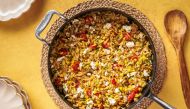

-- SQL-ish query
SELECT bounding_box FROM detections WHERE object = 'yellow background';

[0,0,190,109]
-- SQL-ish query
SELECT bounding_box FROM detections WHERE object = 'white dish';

[0,80,25,109]
[0,0,34,21]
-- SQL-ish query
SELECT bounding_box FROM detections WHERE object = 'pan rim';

[47,8,157,109]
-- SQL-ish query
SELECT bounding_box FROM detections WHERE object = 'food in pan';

[50,11,153,109]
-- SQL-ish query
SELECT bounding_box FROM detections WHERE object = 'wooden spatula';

[164,10,190,109]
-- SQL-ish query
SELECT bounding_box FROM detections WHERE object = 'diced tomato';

[127,87,139,102]
[80,33,88,42]
[133,86,139,93]
[102,39,109,48]
[112,63,118,70]
[130,54,138,61]
[94,92,101,96]
[125,50,128,54]
[54,77,62,86]
[59,48,68,56]
[112,62,122,70]
[127,91,136,102]
[113,62,118,67]
[85,16,93,25]
[80,30,87,34]
[123,33,131,41]
[86,89,92,96]
[75,79,80,88]
[111,79,117,85]
[102,41,109,49]
[89,43,97,50]
[100,104,104,109]
[72,61,80,72]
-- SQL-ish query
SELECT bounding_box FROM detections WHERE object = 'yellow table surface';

[0,0,190,109]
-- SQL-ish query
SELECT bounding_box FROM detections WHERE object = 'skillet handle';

[35,10,66,45]
[147,91,175,109]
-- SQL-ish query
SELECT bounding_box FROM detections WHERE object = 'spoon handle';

[177,48,190,108]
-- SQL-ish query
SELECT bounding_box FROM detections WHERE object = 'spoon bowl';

[165,10,187,48]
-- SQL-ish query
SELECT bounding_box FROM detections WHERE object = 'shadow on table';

[0,0,45,31]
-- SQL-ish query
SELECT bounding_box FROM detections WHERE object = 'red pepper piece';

[102,39,109,49]
[75,79,80,88]
[127,91,136,103]
[80,33,88,42]
[112,62,122,70]
[86,89,92,96]
[85,16,93,25]
[134,86,139,93]
[130,54,138,61]
[72,61,80,72]
[94,92,101,96]
[59,48,68,56]
[54,77,62,86]
[127,87,139,102]
[123,33,131,41]
[89,43,97,50]
[102,41,109,49]
[111,79,117,85]
[100,104,104,109]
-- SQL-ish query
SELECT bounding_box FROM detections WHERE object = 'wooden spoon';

[164,10,190,108]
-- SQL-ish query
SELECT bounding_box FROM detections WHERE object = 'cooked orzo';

[50,11,153,109]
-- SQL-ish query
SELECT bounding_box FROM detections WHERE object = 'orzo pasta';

[50,11,153,109]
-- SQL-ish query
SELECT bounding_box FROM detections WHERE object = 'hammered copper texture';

[41,0,167,109]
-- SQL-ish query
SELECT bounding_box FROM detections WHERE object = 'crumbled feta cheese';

[86,106,92,109]
[143,70,149,77]
[127,72,137,77]
[100,62,106,67]
[83,48,89,54]
[104,49,111,54]
[97,36,100,38]
[86,100,93,109]
[127,73,130,77]
[108,97,116,105]
[105,71,108,76]
[126,41,135,48]
[89,26,95,32]
[90,61,96,70]
[103,23,112,29]
[122,25,132,32]
[115,74,118,77]
[130,72,137,76]
[57,56,64,62]
[70,44,74,47]
[114,56,119,61]
[64,74,69,80]
[124,96,128,102]
[72,19,79,24]
[71,35,76,39]
[129,51,133,54]
[104,81,109,86]
[84,24,89,28]
[63,84,68,92]
[80,93,84,98]
[73,94,78,98]
[114,88,120,93]
[77,87,84,94]
[87,73,91,76]
[95,75,100,79]
[119,79,123,82]
[79,62,83,70]
[138,32,144,39]
[119,45,124,52]
[87,100,93,105]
